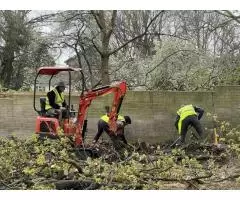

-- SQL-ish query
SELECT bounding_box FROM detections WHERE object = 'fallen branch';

[54,180,100,190]
[139,166,173,173]
[212,173,240,182]
[152,173,213,182]
[59,158,84,173]
[185,180,200,190]
[0,180,15,189]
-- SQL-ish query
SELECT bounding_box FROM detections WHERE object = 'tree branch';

[145,49,198,77]
[139,166,173,173]
[215,10,240,24]
[91,37,103,56]
[106,10,117,39]
[91,10,104,31]
[109,11,164,56]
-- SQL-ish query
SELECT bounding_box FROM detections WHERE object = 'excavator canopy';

[37,66,81,75]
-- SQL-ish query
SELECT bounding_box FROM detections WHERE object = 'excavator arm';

[74,81,127,146]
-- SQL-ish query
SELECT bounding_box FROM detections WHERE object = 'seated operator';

[45,81,68,121]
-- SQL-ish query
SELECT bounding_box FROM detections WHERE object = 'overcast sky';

[28,10,73,66]
[3,1,240,65]
[2,0,240,12]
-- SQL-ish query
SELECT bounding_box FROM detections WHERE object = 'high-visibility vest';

[177,104,197,134]
[100,114,125,123]
[45,88,65,110]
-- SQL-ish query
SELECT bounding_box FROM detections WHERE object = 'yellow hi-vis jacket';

[177,104,197,134]
[100,114,125,123]
[45,88,65,110]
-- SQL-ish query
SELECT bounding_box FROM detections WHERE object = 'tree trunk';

[92,10,117,85]
[13,65,24,90]
[0,48,14,88]
[101,55,110,85]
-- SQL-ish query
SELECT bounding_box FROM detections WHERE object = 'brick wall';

[0,86,239,143]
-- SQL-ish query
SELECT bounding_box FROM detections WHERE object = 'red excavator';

[33,66,127,153]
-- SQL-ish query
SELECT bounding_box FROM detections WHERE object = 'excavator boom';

[74,81,127,146]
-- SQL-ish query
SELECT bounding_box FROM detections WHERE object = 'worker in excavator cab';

[45,81,68,121]
[92,106,132,145]
[175,104,204,146]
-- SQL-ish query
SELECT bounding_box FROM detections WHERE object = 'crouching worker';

[92,111,131,146]
[175,104,204,146]
[45,81,68,121]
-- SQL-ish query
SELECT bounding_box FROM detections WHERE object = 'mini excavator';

[33,66,127,156]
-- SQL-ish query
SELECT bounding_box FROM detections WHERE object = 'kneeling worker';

[92,107,131,145]
[175,104,204,145]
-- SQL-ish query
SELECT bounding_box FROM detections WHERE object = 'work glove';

[116,121,124,128]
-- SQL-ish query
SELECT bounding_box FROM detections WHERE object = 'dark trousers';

[180,115,203,143]
[94,120,127,144]
[46,108,68,119]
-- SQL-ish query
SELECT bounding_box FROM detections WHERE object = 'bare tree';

[90,10,164,85]
[46,10,240,91]
[0,10,55,90]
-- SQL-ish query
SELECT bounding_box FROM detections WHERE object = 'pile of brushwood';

[0,123,240,190]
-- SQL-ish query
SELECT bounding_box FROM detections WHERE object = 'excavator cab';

[33,66,80,139]
[33,66,127,150]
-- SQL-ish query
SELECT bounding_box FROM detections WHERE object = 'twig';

[59,158,84,173]
[107,169,115,185]
[0,180,14,189]
[152,173,212,182]
[212,173,240,182]
[185,180,200,190]
[139,166,173,173]
[118,154,134,164]
[186,173,213,182]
